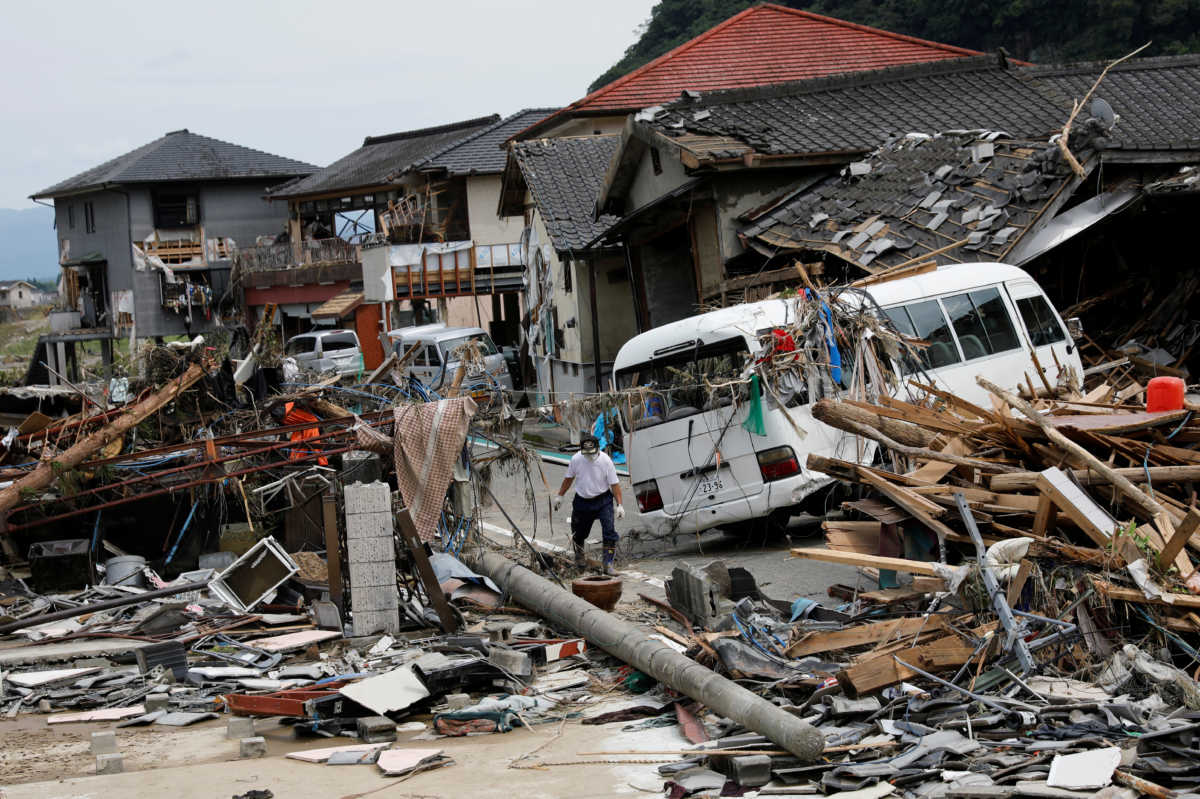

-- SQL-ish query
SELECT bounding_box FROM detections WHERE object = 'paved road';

[473,450,862,605]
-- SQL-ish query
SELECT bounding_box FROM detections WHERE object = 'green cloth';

[742,374,766,436]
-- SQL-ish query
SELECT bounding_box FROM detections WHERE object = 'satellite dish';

[1090,97,1116,128]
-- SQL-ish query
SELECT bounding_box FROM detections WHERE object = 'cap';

[580,435,599,454]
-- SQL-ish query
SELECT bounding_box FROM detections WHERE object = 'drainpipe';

[466,549,825,761]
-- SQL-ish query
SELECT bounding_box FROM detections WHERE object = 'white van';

[284,329,363,378]
[387,324,514,392]
[613,262,1082,537]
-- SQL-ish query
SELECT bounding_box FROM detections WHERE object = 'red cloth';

[283,404,327,466]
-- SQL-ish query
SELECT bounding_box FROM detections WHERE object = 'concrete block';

[348,561,397,587]
[144,693,170,712]
[344,482,392,516]
[444,693,472,710]
[226,716,255,739]
[96,753,123,774]
[488,647,533,678]
[343,451,382,485]
[239,736,267,758]
[346,535,395,564]
[729,755,772,788]
[37,699,52,713]
[356,715,397,743]
[90,730,117,755]
[352,609,400,637]
[74,658,113,668]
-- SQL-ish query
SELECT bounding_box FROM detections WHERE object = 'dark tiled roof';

[511,136,621,252]
[426,109,558,176]
[32,129,318,198]
[645,56,1067,159]
[740,131,1092,271]
[268,116,499,199]
[1020,55,1200,151]
[516,3,979,140]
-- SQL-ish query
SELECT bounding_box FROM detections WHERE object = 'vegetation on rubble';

[591,0,1200,91]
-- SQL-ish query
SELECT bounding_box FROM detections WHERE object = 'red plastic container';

[1146,376,1186,412]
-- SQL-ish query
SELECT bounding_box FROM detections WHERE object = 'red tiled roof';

[517,4,983,138]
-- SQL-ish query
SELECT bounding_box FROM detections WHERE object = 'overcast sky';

[0,0,654,210]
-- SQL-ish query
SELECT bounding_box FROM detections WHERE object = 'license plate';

[697,477,724,495]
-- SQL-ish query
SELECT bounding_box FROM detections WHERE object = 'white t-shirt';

[566,451,619,499]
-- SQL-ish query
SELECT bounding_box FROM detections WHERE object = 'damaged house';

[500,3,986,397]
[254,110,553,367]
[30,129,317,378]
[591,53,1200,378]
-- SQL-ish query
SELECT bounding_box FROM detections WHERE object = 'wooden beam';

[396,508,458,633]
[1159,508,1200,572]
[790,548,941,576]
[1007,559,1033,606]
[837,623,996,697]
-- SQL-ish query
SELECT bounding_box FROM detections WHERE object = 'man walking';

[554,435,624,575]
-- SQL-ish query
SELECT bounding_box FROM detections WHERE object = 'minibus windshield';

[616,336,750,421]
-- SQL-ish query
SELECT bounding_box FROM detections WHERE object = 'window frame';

[1016,294,1067,347]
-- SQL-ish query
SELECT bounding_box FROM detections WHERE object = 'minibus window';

[1017,295,1066,346]
[903,299,961,369]
[615,337,750,420]
[944,288,1019,359]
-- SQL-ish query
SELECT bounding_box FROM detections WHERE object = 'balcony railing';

[235,238,359,273]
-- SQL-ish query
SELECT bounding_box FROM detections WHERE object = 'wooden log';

[0,362,209,522]
[811,399,938,448]
[989,465,1200,492]
[1095,581,1200,609]
[856,468,960,541]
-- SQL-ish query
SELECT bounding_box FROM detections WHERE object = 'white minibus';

[613,262,1082,537]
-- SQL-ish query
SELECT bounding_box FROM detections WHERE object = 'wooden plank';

[786,615,949,658]
[1007,559,1033,606]
[396,508,458,633]
[790,548,941,576]
[1095,580,1200,609]
[856,468,959,541]
[837,623,996,697]
[908,437,970,484]
[1158,507,1200,573]
[989,465,1200,492]
[1032,493,1058,537]
[1035,467,1120,548]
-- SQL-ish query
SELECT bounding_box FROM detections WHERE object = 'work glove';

[615,504,625,520]
[553,495,563,512]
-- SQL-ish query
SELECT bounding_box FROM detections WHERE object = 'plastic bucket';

[1146,376,1186,413]
[104,555,147,587]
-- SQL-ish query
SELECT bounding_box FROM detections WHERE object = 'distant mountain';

[0,206,59,282]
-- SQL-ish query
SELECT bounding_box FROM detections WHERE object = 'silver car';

[285,329,363,378]
[389,324,513,391]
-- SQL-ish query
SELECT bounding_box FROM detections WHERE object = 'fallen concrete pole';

[467,549,824,761]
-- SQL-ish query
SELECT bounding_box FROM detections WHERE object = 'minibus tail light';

[757,446,800,482]
[634,479,663,513]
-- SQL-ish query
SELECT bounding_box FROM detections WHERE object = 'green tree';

[590,0,1200,93]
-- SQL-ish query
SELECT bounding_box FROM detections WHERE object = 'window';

[943,287,1019,359]
[885,299,961,371]
[154,193,199,228]
[68,204,75,230]
[650,147,663,176]
[438,333,498,362]
[319,333,358,352]
[562,261,572,293]
[285,335,317,356]
[84,202,96,234]
[1017,295,1066,347]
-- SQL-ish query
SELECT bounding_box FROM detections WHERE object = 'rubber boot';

[602,544,618,576]
[573,540,586,568]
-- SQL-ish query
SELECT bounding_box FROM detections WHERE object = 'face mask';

[584,451,599,462]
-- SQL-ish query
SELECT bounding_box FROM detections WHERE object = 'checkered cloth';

[393,396,477,541]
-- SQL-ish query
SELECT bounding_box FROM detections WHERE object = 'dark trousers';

[571,491,618,546]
